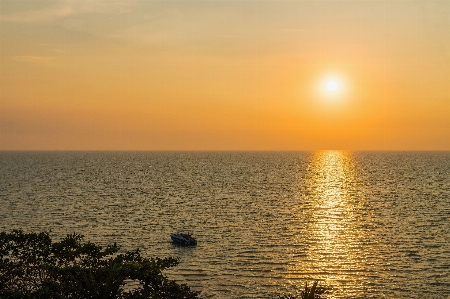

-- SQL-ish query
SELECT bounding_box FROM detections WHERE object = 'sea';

[0,151,449,299]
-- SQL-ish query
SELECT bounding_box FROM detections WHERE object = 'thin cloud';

[12,56,56,63]
[0,1,136,24]
[0,7,75,23]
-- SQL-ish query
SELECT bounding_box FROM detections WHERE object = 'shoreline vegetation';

[0,230,325,299]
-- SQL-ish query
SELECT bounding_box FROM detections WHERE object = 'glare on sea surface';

[288,151,367,297]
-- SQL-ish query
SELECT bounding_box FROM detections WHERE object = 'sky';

[1,0,449,150]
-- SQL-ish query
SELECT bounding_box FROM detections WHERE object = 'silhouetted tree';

[277,281,327,299]
[0,230,200,299]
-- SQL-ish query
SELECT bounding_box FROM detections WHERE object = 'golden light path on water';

[289,151,368,297]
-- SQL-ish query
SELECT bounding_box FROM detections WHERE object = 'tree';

[277,281,327,299]
[0,230,200,299]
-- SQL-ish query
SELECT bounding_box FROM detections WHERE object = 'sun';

[318,74,347,100]
[309,72,349,104]
[326,80,338,92]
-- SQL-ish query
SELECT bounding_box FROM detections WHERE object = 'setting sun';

[326,80,338,92]
[316,74,348,103]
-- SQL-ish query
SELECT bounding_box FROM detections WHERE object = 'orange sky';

[1,1,449,150]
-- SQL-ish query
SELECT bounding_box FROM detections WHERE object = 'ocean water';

[0,151,449,299]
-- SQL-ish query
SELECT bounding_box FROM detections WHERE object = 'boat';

[170,232,197,246]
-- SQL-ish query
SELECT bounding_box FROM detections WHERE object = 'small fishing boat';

[170,232,197,246]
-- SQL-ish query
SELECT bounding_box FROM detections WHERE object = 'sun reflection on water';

[289,151,367,298]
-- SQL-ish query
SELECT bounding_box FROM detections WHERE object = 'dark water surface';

[1,151,449,298]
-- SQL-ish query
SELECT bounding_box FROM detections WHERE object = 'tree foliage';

[0,230,200,299]
[277,281,327,299]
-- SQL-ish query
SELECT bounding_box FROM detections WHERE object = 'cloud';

[0,1,133,24]
[12,56,56,63]
[1,6,75,23]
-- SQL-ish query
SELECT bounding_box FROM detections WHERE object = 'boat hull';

[171,234,197,246]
